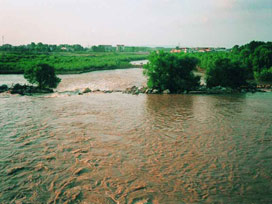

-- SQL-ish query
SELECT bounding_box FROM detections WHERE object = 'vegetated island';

[0,41,271,95]
[0,63,61,95]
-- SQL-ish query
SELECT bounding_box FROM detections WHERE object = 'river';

[0,68,272,203]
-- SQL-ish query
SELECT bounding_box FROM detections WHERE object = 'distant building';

[187,47,212,53]
[171,49,181,53]
[116,44,125,52]
[171,47,188,53]
[195,47,211,52]
[61,47,67,51]
[171,47,227,53]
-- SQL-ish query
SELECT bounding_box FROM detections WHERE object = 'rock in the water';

[145,89,152,94]
[104,90,113,93]
[139,87,147,93]
[83,88,92,93]
[0,84,8,93]
[124,86,139,95]
[241,89,247,93]
[163,89,170,94]
[152,89,159,94]
[37,88,54,93]
[188,90,207,94]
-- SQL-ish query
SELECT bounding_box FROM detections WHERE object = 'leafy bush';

[24,64,61,88]
[0,84,8,93]
[206,58,248,88]
[232,41,272,80]
[252,45,272,73]
[254,67,272,83]
[143,51,200,92]
[187,52,232,70]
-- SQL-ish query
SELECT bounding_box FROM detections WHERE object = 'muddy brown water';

[0,68,272,203]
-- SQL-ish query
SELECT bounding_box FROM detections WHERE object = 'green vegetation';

[0,52,148,74]
[205,58,247,88]
[0,42,86,52]
[24,64,61,88]
[188,41,272,84]
[0,42,170,53]
[187,52,232,71]
[143,41,271,91]
[254,67,272,83]
[143,51,200,92]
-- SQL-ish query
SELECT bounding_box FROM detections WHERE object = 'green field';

[0,52,148,74]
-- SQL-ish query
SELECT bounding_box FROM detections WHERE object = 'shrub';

[0,84,8,93]
[206,58,248,88]
[24,64,61,88]
[143,51,200,92]
[254,67,272,83]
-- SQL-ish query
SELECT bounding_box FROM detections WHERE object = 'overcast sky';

[0,0,271,47]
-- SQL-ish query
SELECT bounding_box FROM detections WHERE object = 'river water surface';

[0,68,272,204]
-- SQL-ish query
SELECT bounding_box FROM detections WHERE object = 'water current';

[0,68,272,204]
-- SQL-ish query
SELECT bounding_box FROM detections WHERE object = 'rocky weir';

[1,84,271,96]
[75,85,271,96]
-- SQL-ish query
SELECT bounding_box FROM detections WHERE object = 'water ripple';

[0,72,272,203]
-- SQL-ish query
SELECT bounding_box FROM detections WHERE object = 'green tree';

[252,45,272,73]
[254,67,272,83]
[24,64,61,88]
[206,58,247,88]
[72,44,84,51]
[232,45,240,55]
[143,51,200,92]
[247,41,265,52]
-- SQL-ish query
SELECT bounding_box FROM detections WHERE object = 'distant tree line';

[0,42,172,53]
[0,42,86,53]
[90,45,170,53]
